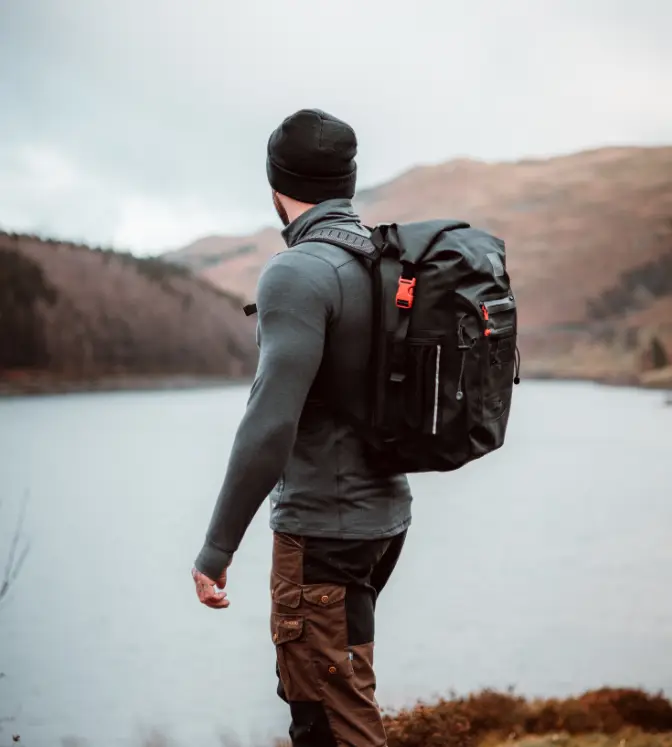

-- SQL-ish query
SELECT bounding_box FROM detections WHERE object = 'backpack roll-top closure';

[378,221,470,264]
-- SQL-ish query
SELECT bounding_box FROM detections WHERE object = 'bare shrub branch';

[0,491,30,608]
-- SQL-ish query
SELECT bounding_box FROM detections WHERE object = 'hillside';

[166,146,672,386]
[0,232,258,394]
[167,226,281,306]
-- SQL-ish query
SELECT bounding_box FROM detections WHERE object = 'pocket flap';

[483,295,516,315]
[302,584,346,607]
[326,650,355,679]
[272,579,302,609]
[271,613,304,645]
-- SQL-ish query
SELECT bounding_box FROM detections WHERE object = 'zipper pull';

[480,303,492,337]
[514,345,521,385]
[456,316,470,401]
[456,349,467,400]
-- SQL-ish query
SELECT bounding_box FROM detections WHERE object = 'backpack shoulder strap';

[294,227,379,260]
[240,227,376,317]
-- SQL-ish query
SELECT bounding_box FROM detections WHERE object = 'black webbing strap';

[389,262,415,383]
[241,229,376,317]
[294,227,378,259]
[389,314,411,383]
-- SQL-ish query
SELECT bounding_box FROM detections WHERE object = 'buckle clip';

[395,277,416,309]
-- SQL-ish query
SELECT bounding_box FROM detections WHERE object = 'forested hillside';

[0,232,258,393]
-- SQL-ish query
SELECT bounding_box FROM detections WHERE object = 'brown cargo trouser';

[270,529,407,747]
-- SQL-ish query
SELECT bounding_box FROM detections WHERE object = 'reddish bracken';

[376,688,672,747]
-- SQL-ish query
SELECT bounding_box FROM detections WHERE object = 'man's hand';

[192,566,230,609]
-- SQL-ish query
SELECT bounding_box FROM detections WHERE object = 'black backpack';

[246,220,520,474]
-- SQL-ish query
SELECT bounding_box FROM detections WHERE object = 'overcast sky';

[1,0,670,254]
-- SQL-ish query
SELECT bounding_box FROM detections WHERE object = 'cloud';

[1,0,670,253]
[0,143,98,240]
[111,195,271,253]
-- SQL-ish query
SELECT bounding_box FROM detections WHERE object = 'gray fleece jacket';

[194,199,412,579]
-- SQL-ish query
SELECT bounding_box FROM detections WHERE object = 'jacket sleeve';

[194,249,340,579]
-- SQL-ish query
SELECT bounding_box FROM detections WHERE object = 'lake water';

[1,381,671,747]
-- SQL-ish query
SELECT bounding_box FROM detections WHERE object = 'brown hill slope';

[168,227,280,302]
[0,232,258,392]
[167,146,672,385]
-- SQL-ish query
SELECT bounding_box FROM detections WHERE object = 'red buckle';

[395,277,416,309]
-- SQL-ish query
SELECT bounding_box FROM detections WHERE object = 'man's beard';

[272,191,290,227]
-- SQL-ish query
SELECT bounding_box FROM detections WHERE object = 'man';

[192,108,412,747]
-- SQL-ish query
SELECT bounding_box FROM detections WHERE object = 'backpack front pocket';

[402,339,445,435]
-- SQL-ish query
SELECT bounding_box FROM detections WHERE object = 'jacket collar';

[281,198,361,247]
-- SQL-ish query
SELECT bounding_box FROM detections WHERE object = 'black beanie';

[266,108,357,204]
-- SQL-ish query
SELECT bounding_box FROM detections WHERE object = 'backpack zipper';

[432,344,442,434]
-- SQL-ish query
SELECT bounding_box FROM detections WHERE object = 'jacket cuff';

[194,542,233,580]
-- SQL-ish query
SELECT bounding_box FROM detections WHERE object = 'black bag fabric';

[294,220,520,474]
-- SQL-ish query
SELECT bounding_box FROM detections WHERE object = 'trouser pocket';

[271,612,313,702]
[271,581,354,702]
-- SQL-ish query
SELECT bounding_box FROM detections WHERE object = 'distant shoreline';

[0,370,670,399]
[0,372,254,398]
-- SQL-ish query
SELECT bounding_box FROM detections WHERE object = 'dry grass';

[486,731,672,747]
[371,688,672,747]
